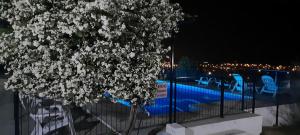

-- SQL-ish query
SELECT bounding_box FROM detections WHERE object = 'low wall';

[165,113,262,135]
[255,103,300,126]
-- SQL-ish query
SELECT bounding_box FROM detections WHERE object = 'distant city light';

[161,62,178,68]
[161,62,300,73]
[198,63,299,72]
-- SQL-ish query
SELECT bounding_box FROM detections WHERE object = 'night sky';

[173,0,300,65]
[1,1,300,65]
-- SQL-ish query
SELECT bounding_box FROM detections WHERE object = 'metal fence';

[14,69,300,135]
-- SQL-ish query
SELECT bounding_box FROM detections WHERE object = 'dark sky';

[174,0,300,65]
[1,1,300,65]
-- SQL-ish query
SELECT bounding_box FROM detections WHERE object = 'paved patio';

[0,78,15,135]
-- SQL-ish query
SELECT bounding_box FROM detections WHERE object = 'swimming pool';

[117,80,250,116]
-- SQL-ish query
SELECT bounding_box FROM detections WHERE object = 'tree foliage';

[0,0,183,105]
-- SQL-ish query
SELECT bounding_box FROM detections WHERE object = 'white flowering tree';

[0,0,183,134]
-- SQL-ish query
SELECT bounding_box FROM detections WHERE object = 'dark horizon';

[173,0,300,65]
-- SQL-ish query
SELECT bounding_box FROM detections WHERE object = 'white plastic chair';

[231,74,244,92]
[260,75,278,97]
[19,93,75,135]
[195,77,214,86]
[216,80,232,89]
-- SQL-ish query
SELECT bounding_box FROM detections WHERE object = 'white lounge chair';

[231,74,244,92]
[260,75,278,97]
[195,77,214,86]
[19,93,75,135]
[216,80,232,89]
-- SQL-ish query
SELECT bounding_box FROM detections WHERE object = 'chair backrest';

[200,77,208,81]
[208,77,215,82]
[232,74,243,91]
[261,75,278,91]
[19,93,42,110]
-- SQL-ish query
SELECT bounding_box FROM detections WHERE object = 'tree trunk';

[123,103,139,135]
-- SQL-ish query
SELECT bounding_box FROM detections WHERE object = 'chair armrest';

[31,112,63,118]
[35,105,65,116]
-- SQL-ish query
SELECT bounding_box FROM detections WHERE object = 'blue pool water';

[117,80,250,116]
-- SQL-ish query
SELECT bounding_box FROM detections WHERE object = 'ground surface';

[262,123,300,135]
[0,78,15,135]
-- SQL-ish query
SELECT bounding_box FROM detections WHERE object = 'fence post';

[14,91,20,135]
[173,77,177,123]
[252,77,256,114]
[275,94,280,127]
[220,77,225,118]
[275,101,279,126]
[169,42,175,123]
[169,76,173,123]
[241,77,245,110]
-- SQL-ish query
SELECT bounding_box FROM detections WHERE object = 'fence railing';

[13,69,300,135]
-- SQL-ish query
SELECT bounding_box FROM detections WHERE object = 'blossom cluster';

[0,0,183,105]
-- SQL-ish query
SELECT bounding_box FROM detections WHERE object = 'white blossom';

[129,52,135,58]
[0,0,183,105]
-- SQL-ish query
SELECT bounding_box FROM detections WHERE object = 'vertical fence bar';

[14,91,20,135]
[54,99,57,134]
[173,77,177,123]
[241,77,245,111]
[20,94,22,135]
[68,106,76,135]
[220,77,224,118]
[252,77,256,114]
[169,73,173,123]
[275,95,279,126]
[27,96,29,135]
[169,42,174,123]
[275,101,279,126]
[95,102,98,135]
